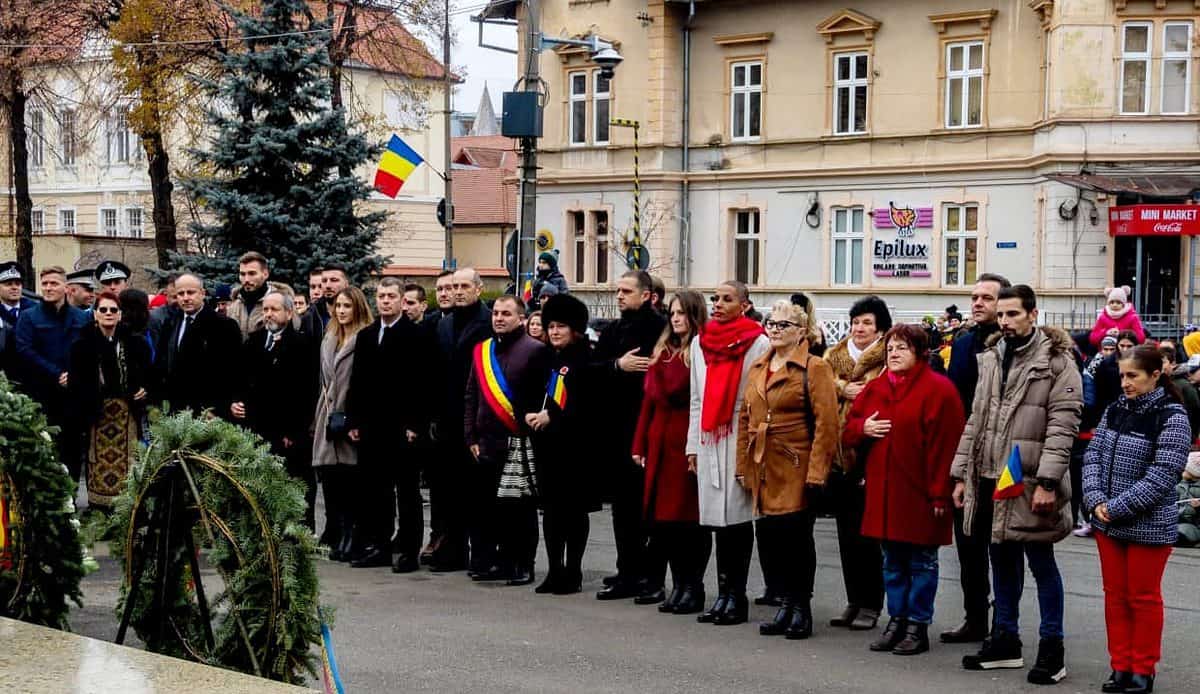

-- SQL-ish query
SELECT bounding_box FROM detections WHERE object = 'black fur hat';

[540,293,589,335]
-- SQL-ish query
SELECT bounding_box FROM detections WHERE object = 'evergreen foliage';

[0,375,85,630]
[110,411,321,683]
[175,0,388,288]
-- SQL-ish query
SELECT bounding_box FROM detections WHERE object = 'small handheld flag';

[522,279,533,303]
[547,366,569,410]
[993,445,1025,500]
[374,134,425,198]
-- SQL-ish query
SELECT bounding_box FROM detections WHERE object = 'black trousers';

[757,510,818,603]
[543,506,590,579]
[317,465,356,547]
[357,439,422,555]
[611,460,649,584]
[655,523,711,589]
[498,497,539,570]
[274,437,316,532]
[952,477,995,625]
[710,521,755,596]
[420,438,446,543]
[833,479,883,611]
[467,454,503,570]
[433,442,473,566]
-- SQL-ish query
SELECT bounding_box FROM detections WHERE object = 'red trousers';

[1094,531,1172,676]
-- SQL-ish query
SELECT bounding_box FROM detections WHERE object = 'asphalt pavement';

[71,499,1200,693]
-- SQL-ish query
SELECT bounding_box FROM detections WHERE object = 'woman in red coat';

[843,324,965,657]
[632,290,711,615]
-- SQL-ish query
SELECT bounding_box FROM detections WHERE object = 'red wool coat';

[632,353,699,523]
[843,362,965,547]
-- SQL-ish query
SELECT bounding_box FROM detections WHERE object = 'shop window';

[834,52,868,135]
[733,210,761,285]
[1120,23,1151,114]
[946,41,984,128]
[831,207,864,285]
[943,204,979,287]
[730,61,762,141]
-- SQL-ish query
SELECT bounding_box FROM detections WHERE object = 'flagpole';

[442,0,455,268]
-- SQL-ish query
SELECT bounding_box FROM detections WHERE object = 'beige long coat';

[312,331,359,467]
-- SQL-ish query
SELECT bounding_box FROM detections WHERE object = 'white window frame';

[945,41,984,128]
[100,206,119,237]
[27,108,44,168]
[833,52,869,136]
[730,61,763,142]
[58,208,77,235]
[125,207,144,238]
[1120,22,1152,115]
[31,208,45,235]
[942,203,980,287]
[59,108,77,166]
[107,108,138,163]
[568,71,588,147]
[830,207,865,286]
[1161,22,1193,115]
[593,72,611,146]
[733,209,762,285]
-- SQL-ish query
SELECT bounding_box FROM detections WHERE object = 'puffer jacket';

[1082,388,1190,545]
[951,326,1083,543]
[824,336,886,473]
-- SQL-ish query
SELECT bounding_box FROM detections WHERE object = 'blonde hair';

[328,286,373,348]
[770,299,820,344]
[652,290,707,367]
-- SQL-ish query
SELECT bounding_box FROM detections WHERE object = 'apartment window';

[594,73,611,145]
[58,209,76,234]
[27,108,44,168]
[834,52,868,135]
[730,61,762,141]
[1120,23,1152,114]
[60,109,77,166]
[569,71,587,146]
[101,207,119,237]
[946,42,984,128]
[31,209,44,235]
[831,207,864,286]
[733,210,761,285]
[594,211,609,284]
[107,109,136,163]
[1163,22,1192,114]
[126,208,144,238]
[570,211,585,283]
[943,204,979,287]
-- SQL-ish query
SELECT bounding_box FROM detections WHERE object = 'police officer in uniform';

[65,269,97,310]
[0,261,37,381]
[94,260,131,295]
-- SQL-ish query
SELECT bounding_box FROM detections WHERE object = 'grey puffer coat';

[951,326,1083,543]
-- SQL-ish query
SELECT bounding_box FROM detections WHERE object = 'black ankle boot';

[673,585,705,615]
[699,574,730,623]
[870,617,908,652]
[658,585,685,613]
[784,602,813,640]
[892,622,930,656]
[1101,671,1131,693]
[759,598,794,636]
[713,593,749,626]
[1125,673,1154,694]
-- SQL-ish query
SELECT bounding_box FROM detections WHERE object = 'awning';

[1046,172,1200,199]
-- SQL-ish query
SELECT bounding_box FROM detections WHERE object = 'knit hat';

[1100,335,1119,349]
[538,252,558,270]
[1187,451,1200,479]
[540,293,589,334]
[214,283,232,301]
[1106,285,1131,305]
[538,283,560,300]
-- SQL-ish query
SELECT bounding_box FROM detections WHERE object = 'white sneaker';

[1072,524,1092,538]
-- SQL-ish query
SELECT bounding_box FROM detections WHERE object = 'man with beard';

[65,270,96,310]
[464,294,550,584]
[592,270,668,601]
[153,273,241,416]
[430,267,493,572]
[345,278,437,571]
[225,251,275,341]
[0,261,38,381]
[230,291,319,528]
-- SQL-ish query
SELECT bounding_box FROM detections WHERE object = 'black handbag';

[326,411,350,441]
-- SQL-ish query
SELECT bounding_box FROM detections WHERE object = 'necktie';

[177,315,193,347]
[265,331,277,351]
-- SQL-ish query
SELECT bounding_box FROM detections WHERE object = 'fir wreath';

[109,411,322,683]
[0,376,86,629]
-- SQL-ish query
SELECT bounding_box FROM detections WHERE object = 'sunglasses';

[96,306,121,314]
[764,320,798,331]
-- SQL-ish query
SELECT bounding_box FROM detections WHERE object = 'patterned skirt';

[497,436,538,500]
[87,398,139,508]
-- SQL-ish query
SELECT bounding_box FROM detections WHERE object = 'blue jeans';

[881,541,939,625]
[989,541,1064,640]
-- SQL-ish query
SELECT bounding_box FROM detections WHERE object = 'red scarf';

[699,316,764,443]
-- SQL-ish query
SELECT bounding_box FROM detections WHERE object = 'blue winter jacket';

[1082,388,1190,545]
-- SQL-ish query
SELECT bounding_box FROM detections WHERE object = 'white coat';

[686,334,770,527]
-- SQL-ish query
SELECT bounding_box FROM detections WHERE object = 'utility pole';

[442,0,454,267]
[515,0,540,291]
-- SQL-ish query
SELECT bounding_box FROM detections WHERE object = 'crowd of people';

[2,253,1197,693]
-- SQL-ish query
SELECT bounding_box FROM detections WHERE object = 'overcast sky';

[428,8,518,115]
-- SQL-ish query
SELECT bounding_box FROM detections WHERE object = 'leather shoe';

[940,618,988,643]
[849,608,880,631]
[634,587,666,605]
[1101,671,1131,693]
[596,582,641,600]
[760,599,794,636]
[658,586,685,613]
[784,602,813,639]
[471,565,508,581]
[1125,673,1154,694]
[830,604,859,628]
[697,595,728,623]
[870,617,908,652]
[506,567,536,587]
[391,553,419,573]
[349,547,390,568]
[672,586,706,615]
[713,594,749,626]
[892,622,929,656]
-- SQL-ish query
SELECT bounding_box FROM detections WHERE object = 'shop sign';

[1108,205,1200,236]
[872,238,931,278]
[873,203,934,237]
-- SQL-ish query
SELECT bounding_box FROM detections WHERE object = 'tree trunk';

[5,82,34,278]
[327,1,353,179]
[144,124,177,269]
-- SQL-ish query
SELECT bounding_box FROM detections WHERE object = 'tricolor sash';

[473,338,519,432]
[546,366,568,410]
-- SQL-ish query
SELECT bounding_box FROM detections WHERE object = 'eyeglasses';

[764,320,798,331]
[96,306,121,314]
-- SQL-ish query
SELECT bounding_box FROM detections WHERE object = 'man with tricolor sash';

[463,294,550,585]
[950,284,1082,686]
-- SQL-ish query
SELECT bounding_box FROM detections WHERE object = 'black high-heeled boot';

[759,598,794,636]
[698,573,729,623]
[784,602,814,640]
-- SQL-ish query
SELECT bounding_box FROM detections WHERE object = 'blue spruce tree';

[177,0,388,287]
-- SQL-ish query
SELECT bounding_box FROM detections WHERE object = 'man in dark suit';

[230,290,319,528]
[154,273,241,417]
[345,277,437,571]
[0,261,38,383]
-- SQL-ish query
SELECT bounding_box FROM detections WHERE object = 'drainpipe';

[679,0,695,287]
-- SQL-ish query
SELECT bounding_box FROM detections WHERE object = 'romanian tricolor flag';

[319,608,345,694]
[993,445,1025,500]
[374,134,424,198]
[547,366,569,410]
[522,279,533,303]
[473,338,518,432]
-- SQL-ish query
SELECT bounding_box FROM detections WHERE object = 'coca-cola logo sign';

[1108,205,1200,237]
[1154,222,1184,233]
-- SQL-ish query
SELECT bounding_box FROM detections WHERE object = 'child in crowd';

[1089,286,1145,350]
[1178,453,1200,548]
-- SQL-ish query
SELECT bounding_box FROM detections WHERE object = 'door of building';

[1113,234,1180,317]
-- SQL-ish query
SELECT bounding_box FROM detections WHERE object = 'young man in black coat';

[344,278,437,571]
[591,270,668,600]
[153,273,242,417]
[230,291,319,529]
[429,268,493,572]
